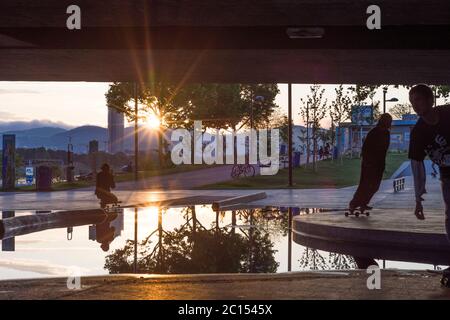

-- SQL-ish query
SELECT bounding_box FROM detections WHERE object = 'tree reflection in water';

[104,206,279,274]
[297,208,357,271]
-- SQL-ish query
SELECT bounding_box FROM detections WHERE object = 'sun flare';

[146,113,161,129]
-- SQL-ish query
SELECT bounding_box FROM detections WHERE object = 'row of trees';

[296,84,450,169]
[106,82,450,171]
[105,83,280,167]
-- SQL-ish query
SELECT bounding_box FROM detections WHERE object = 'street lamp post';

[382,87,399,114]
[306,102,309,167]
[134,82,138,182]
[288,83,293,187]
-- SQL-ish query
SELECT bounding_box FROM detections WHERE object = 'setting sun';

[145,113,161,129]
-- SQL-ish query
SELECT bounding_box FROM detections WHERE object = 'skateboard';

[344,207,370,217]
[101,201,122,213]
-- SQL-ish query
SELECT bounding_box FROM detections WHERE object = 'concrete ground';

[0,271,449,300]
[0,175,443,211]
[0,172,447,300]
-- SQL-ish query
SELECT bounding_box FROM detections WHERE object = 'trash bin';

[36,166,52,191]
[333,146,339,160]
[293,152,301,167]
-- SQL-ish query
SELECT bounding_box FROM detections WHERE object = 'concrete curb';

[212,192,267,211]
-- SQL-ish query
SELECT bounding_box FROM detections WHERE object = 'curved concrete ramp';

[293,209,450,265]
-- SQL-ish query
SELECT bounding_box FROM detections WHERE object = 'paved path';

[0,174,443,211]
[114,165,259,191]
[0,271,449,300]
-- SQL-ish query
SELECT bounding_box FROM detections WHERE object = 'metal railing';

[393,177,405,192]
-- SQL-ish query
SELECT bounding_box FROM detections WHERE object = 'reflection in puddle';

[0,206,444,279]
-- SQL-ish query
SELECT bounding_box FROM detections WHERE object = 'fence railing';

[393,177,405,192]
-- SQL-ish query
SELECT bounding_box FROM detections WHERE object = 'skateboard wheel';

[355,212,360,217]
[345,212,349,217]
[366,212,370,216]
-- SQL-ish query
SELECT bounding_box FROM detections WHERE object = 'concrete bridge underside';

[1,0,450,83]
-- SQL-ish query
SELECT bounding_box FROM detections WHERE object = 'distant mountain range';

[0,124,163,153]
[0,120,73,132]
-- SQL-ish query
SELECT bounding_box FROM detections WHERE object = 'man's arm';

[411,160,426,220]
[409,126,427,220]
[411,159,426,201]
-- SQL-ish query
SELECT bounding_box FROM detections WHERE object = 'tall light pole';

[306,101,310,167]
[383,87,398,114]
[134,82,139,182]
[288,83,293,187]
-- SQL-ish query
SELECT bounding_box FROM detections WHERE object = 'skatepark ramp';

[391,160,436,179]
[293,208,450,265]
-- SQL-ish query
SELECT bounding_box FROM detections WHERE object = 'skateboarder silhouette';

[348,113,392,213]
[95,163,118,209]
[408,84,450,286]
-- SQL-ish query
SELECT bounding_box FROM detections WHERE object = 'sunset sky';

[0,82,413,129]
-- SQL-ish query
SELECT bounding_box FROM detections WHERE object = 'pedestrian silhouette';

[349,113,392,211]
[95,163,118,208]
[95,212,118,252]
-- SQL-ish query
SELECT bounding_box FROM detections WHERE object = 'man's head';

[101,163,110,172]
[409,84,434,116]
[100,242,110,252]
[377,113,392,129]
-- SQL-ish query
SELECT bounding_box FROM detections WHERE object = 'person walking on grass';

[348,113,392,212]
[408,84,450,286]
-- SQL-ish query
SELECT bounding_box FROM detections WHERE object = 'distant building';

[336,113,418,155]
[107,107,124,154]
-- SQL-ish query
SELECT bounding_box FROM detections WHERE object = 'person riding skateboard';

[349,113,392,212]
[95,163,118,208]
[408,84,450,286]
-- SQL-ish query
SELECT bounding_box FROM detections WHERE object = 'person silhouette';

[408,83,450,287]
[95,212,118,252]
[349,113,392,212]
[95,163,118,208]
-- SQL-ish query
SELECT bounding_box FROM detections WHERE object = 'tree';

[240,84,280,130]
[183,84,244,130]
[330,85,352,162]
[390,103,412,119]
[299,85,328,172]
[347,84,381,157]
[268,110,290,154]
[403,85,450,105]
[106,82,280,168]
[348,84,379,106]
[106,82,195,168]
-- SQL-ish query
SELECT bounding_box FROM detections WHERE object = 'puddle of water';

[0,206,446,280]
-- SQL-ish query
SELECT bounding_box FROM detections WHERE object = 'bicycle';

[231,164,255,179]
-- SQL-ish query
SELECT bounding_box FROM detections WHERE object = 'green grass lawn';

[199,152,409,189]
[15,164,213,192]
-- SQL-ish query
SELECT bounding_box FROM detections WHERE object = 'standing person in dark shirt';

[348,113,392,211]
[95,163,118,208]
[408,83,450,286]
